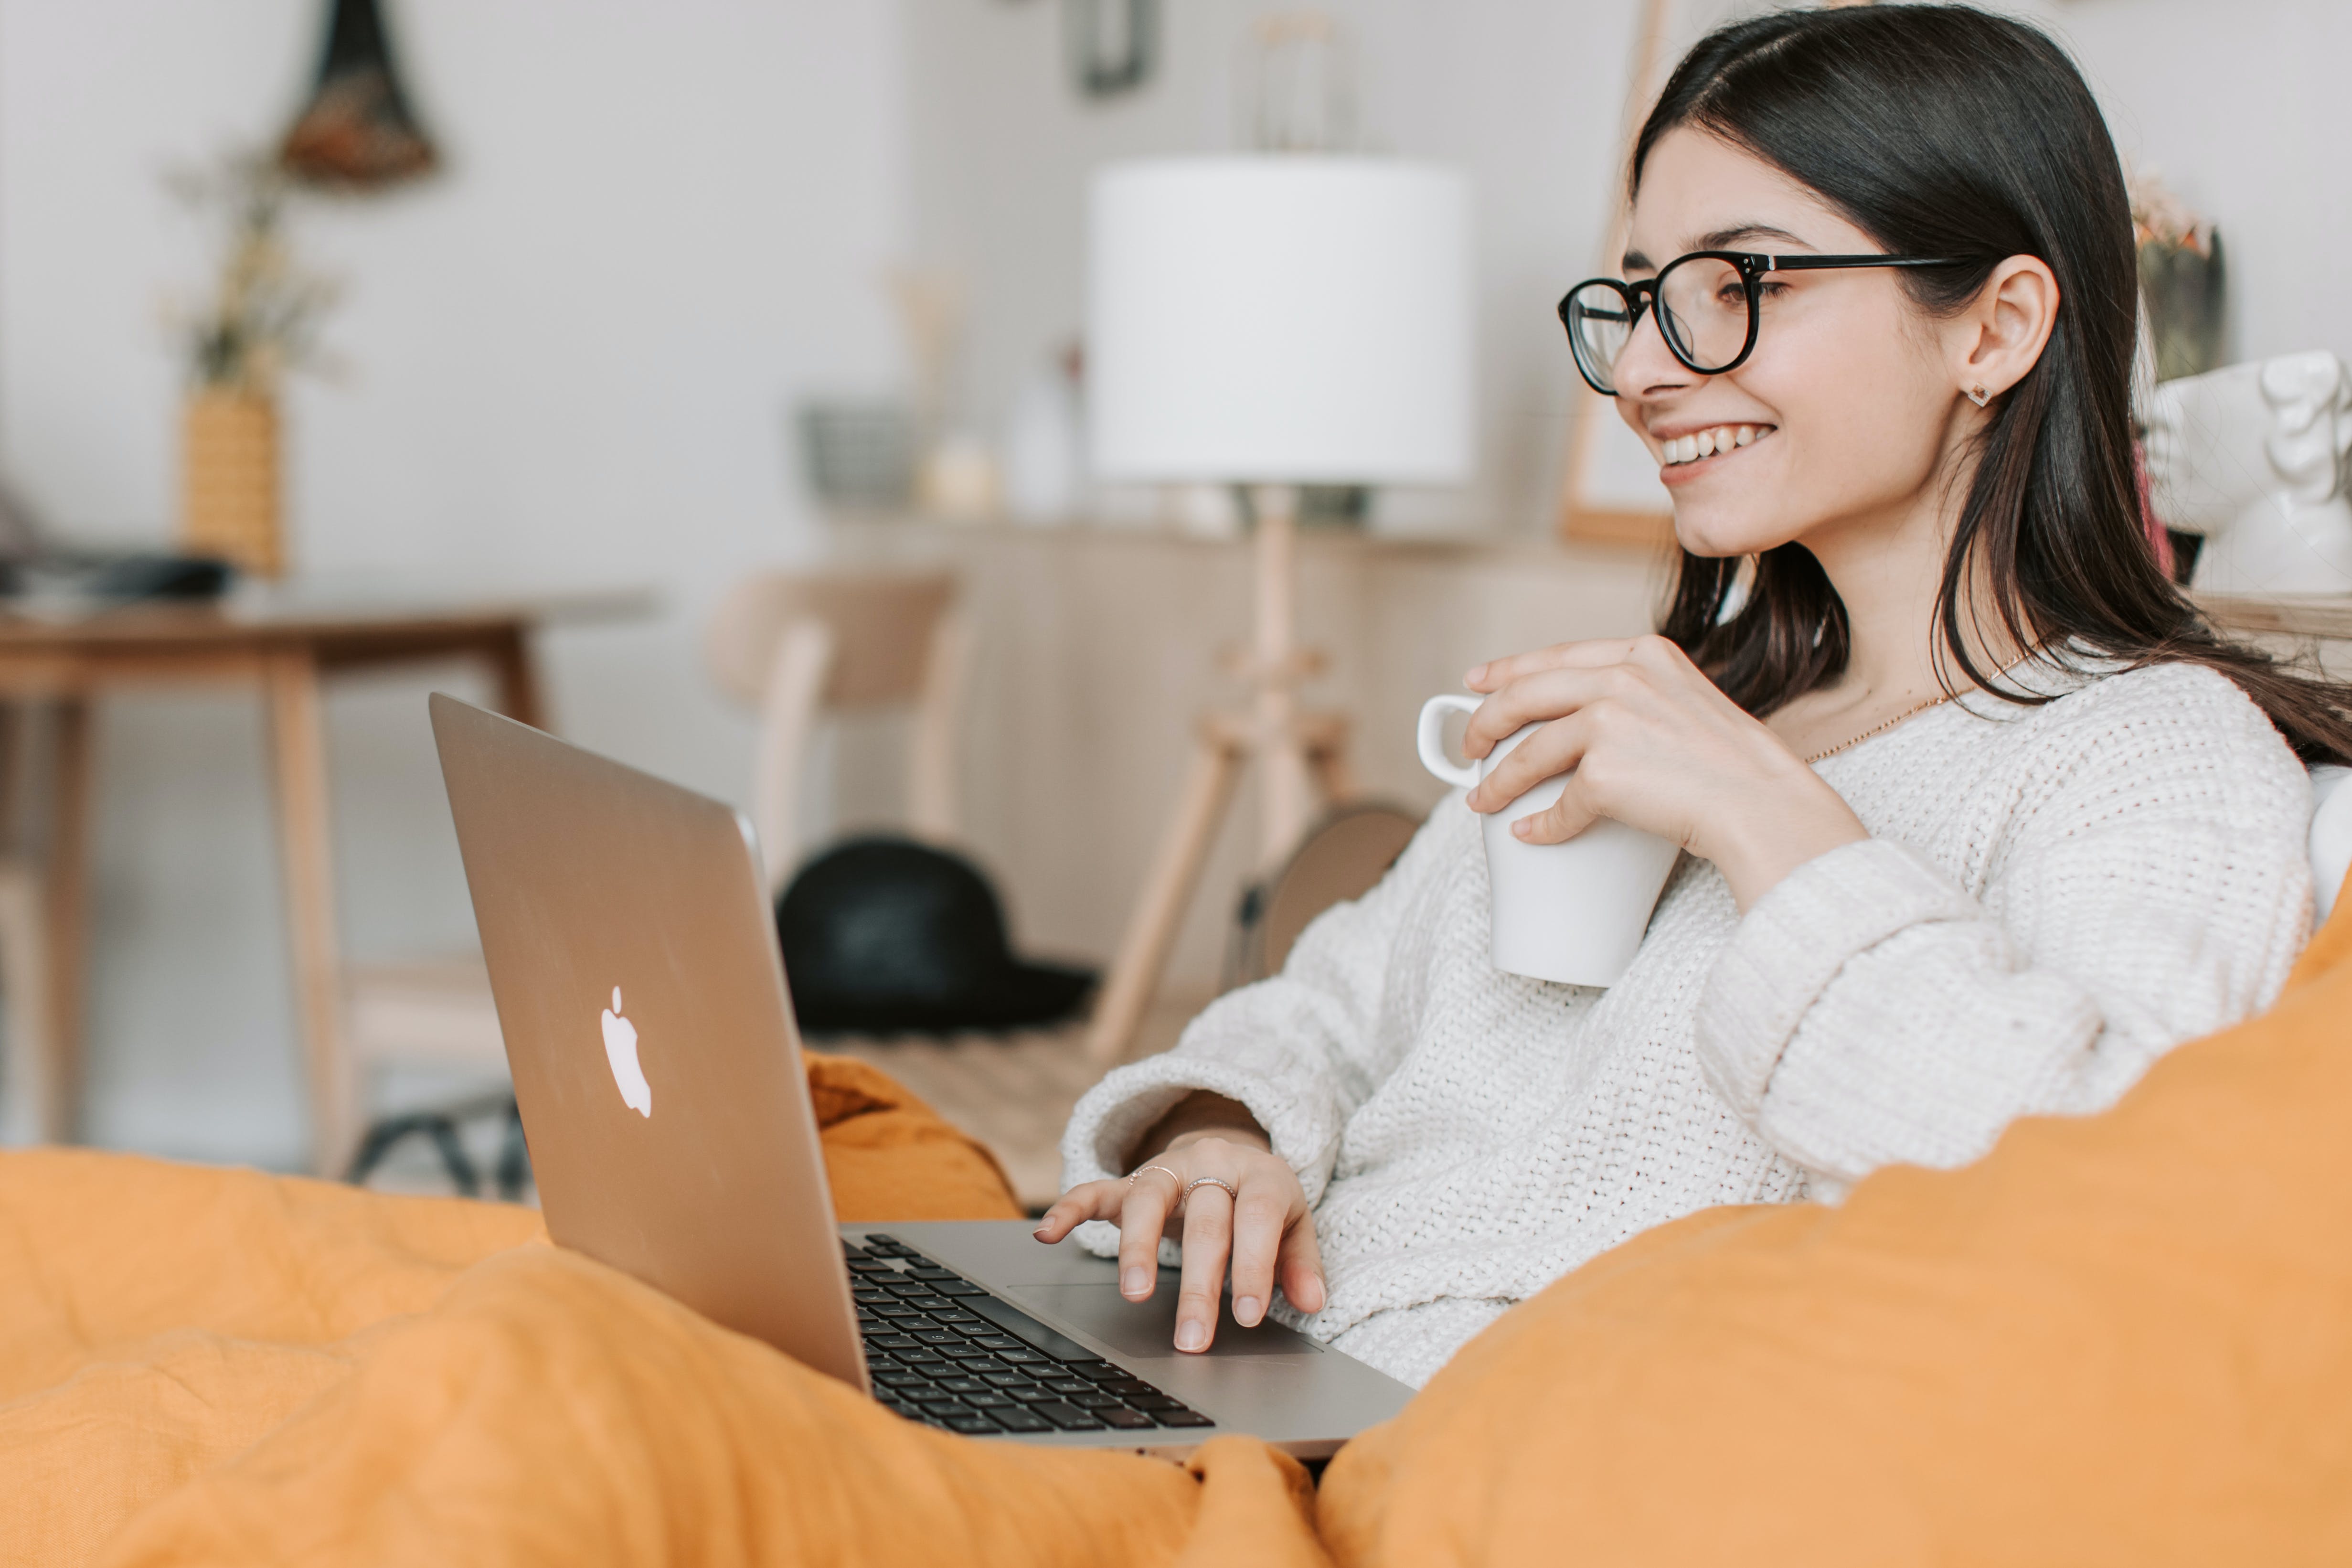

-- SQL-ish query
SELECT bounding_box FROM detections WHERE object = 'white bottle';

[1002,352,1084,525]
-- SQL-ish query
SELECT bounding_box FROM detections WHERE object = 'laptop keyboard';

[847,1235,1215,1437]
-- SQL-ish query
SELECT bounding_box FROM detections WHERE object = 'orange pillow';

[1319,880,2352,1566]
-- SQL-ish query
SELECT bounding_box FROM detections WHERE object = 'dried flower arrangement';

[163,153,341,395]
[162,153,341,576]
[2129,166,2225,384]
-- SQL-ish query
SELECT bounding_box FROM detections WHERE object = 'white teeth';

[1661,424,1770,466]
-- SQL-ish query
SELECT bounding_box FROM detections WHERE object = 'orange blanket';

[2,1054,1322,1567]
[16,909,2352,1565]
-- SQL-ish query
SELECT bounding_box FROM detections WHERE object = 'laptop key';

[936,1377,989,1396]
[962,1391,1016,1408]
[992,1408,1052,1433]
[1027,1400,1107,1431]
[1124,1394,1183,1412]
[1042,1378,1094,1396]
[970,1335,1026,1353]
[995,1349,1051,1366]
[1105,1380,1160,1398]
[934,1282,986,1297]
[912,1330,961,1345]
[1005,1386,1062,1403]
[1154,1410,1215,1428]
[1097,1407,1156,1430]
[915,1396,970,1412]
[901,1296,955,1312]
[960,1295,1102,1364]
[942,1414,1000,1435]
[979,1371,1033,1388]
[867,1335,921,1352]
[1068,1391,1126,1410]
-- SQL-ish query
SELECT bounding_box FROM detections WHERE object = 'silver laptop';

[429,693,1413,1457]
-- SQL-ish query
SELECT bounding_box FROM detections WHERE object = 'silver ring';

[1126,1163,1182,1191]
[1182,1175,1239,1203]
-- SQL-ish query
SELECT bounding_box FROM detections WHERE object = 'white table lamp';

[1083,155,1473,1059]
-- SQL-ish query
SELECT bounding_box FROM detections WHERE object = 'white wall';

[0,0,910,1164]
[2027,0,2352,373]
[905,0,2352,536]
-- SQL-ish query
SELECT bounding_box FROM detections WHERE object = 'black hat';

[776,835,1096,1035]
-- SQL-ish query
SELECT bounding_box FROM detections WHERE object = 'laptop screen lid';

[429,693,867,1390]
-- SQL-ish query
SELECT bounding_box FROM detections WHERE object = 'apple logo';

[600,986,652,1117]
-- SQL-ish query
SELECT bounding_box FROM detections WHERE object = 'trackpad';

[1008,1282,1314,1359]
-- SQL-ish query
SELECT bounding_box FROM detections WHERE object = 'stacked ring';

[1125,1163,1182,1190]
[1183,1175,1240,1202]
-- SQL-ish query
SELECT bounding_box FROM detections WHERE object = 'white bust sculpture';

[2142,349,2352,595]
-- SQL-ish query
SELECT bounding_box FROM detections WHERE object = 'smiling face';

[1616,128,1969,560]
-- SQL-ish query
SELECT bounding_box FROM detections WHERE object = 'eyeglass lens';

[1565,255,1753,394]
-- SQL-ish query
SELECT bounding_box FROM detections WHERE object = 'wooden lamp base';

[1084,486,1355,1063]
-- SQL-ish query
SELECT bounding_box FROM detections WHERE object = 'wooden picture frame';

[1558,0,1679,549]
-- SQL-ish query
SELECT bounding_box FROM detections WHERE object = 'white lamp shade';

[1087,157,1473,486]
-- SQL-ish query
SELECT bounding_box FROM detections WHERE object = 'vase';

[2139,233,2226,384]
[181,387,283,577]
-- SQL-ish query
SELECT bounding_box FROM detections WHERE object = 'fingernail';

[1122,1267,1149,1297]
[1512,819,1533,838]
[1466,663,1486,685]
[1175,1318,1208,1352]
[1235,1295,1262,1325]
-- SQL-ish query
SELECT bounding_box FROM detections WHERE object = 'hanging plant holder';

[278,0,438,191]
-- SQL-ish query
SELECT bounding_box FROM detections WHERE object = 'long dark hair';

[1638,5,2352,764]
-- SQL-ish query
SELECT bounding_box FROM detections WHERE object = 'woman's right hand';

[1032,1125,1326,1355]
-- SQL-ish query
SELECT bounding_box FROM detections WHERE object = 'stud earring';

[1967,384,1990,408]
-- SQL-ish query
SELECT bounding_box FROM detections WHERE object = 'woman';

[1036,4,2350,1389]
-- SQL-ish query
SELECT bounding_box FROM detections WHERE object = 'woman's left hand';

[1461,634,1867,911]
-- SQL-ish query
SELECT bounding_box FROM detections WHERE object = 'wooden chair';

[704,570,970,892]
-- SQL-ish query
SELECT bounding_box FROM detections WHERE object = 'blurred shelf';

[2196,592,2352,642]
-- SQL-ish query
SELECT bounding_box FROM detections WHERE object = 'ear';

[1949,256,2060,405]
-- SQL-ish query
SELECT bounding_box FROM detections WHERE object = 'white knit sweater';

[1061,657,2315,1387]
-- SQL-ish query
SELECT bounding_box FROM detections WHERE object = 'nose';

[1612,293,1697,400]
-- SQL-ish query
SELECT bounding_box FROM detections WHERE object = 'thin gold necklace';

[1802,691,1957,765]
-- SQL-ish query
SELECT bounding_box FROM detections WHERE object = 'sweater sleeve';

[1694,674,2315,1195]
[1059,795,1474,1222]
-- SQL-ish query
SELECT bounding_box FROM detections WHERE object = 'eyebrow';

[1620,223,1814,273]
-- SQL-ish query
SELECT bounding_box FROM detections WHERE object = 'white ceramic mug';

[1416,694,1683,987]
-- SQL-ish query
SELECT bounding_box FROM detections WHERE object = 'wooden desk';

[0,585,649,1174]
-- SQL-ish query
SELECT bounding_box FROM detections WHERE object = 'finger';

[1031,1178,1128,1242]
[1468,712,1593,816]
[1224,1173,1291,1327]
[1174,1181,1235,1353]
[1459,667,1615,762]
[1465,638,1643,693]
[1115,1169,1181,1301]
[1510,772,1604,845]
[1275,1213,1327,1315]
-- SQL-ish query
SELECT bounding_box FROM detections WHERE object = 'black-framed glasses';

[1558,251,1969,396]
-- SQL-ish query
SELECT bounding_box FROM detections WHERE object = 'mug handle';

[1416,694,1482,789]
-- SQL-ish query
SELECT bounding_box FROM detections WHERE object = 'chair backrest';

[1225,802,1422,990]
[705,571,969,893]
